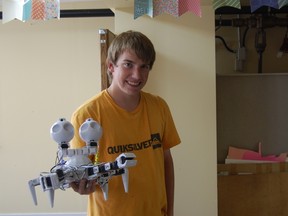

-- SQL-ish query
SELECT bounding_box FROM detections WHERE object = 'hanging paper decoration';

[2,0,24,23]
[134,0,153,19]
[153,0,179,17]
[213,0,241,10]
[23,0,32,21]
[45,0,60,20]
[179,0,202,17]
[31,0,45,20]
[134,0,201,19]
[250,0,279,12]
[278,0,288,8]
[2,0,60,24]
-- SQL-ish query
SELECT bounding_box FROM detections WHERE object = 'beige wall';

[0,17,114,213]
[114,6,217,216]
[0,3,217,216]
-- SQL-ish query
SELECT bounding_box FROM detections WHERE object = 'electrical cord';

[242,26,249,47]
[215,35,237,53]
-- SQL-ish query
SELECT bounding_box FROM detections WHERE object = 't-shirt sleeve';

[160,98,181,150]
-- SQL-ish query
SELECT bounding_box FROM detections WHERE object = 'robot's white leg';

[28,178,40,206]
[101,183,109,201]
[47,189,55,208]
[122,168,129,193]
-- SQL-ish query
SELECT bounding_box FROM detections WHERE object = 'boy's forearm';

[164,149,175,216]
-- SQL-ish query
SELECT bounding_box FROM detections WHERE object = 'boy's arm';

[164,149,175,216]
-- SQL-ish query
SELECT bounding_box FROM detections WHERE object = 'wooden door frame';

[99,29,115,90]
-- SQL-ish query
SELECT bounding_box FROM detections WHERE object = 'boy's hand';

[70,179,97,195]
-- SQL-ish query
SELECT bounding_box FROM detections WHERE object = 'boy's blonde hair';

[106,31,156,82]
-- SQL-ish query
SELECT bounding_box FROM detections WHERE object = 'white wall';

[0,17,114,214]
[114,6,217,216]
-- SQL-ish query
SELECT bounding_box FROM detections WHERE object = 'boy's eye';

[123,62,133,68]
[141,64,150,70]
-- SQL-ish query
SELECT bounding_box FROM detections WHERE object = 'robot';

[28,118,137,207]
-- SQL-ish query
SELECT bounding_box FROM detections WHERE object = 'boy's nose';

[131,67,142,78]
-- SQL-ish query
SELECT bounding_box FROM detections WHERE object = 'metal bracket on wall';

[215,5,288,15]
[215,6,288,27]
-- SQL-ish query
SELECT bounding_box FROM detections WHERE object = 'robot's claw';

[105,153,137,171]
[28,178,40,206]
[116,153,137,169]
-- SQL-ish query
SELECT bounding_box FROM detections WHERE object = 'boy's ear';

[107,61,115,73]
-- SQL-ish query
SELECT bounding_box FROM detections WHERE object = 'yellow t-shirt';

[71,90,181,216]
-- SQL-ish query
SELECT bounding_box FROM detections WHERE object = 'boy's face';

[108,49,151,96]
